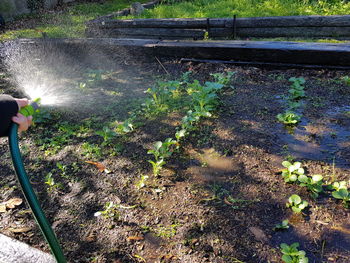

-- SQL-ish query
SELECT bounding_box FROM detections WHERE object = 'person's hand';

[12,98,33,133]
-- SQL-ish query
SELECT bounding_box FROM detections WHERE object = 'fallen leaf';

[0,204,6,213]
[85,161,111,173]
[5,198,23,209]
[8,227,32,233]
[127,236,144,241]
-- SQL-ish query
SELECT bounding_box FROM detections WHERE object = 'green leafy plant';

[96,126,117,146]
[298,174,324,198]
[280,242,309,263]
[329,181,348,191]
[82,142,102,158]
[332,189,350,208]
[341,75,350,86]
[210,72,235,87]
[277,111,301,125]
[286,194,308,213]
[274,220,290,231]
[288,77,306,100]
[147,138,177,176]
[44,173,62,192]
[191,81,224,114]
[281,161,305,183]
[94,201,136,220]
[135,175,149,189]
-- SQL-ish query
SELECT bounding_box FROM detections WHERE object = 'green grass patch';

[0,0,149,41]
[122,0,350,19]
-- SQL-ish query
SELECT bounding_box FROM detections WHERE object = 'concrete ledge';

[0,234,55,263]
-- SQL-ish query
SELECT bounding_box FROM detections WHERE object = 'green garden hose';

[8,104,66,263]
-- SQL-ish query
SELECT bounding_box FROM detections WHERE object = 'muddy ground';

[0,58,350,263]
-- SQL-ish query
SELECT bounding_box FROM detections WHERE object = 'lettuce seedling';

[286,194,308,213]
[332,189,350,208]
[147,138,177,176]
[298,174,324,199]
[288,77,306,101]
[274,220,290,231]
[329,181,348,191]
[280,242,309,263]
[281,161,305,183]
[277,111,301,125]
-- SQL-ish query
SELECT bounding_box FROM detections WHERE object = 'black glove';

[0,95,19,137]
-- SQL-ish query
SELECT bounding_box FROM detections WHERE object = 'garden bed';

[0,41,350,263]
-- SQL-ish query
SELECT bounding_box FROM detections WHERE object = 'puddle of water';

[186,148,240,182]
[276,105,350,167]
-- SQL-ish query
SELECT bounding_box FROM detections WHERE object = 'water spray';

[9,99,66,263]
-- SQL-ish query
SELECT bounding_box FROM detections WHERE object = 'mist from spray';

[1,41,83,107]
[0,39,152,119]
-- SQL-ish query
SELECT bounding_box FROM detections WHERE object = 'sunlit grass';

[122,0,350,19]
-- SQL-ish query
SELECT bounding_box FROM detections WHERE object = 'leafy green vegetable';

[286,194,308,213]
[280,242,309,263]
[277,111,301,125]
[281,161,305,183]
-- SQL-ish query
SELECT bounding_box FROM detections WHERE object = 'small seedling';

[175,129,186,142]
[274,220,290,231]
[280,242,309,263]
[94,202,136,220]
[341,75,350,86]
[147,138,177,176]
[281,161,305,183]
[329,181,348,191]
[96,126,117,146]
[277,111,301,125]
[332,189,350,208]
[94,202,120,220]
[298,174,324,199]
[210,72,235,87]
[135,175,149,189]
[44,173,62,192]
[286,194,308,213]
[288,77,306,100]
[114,119,134,134]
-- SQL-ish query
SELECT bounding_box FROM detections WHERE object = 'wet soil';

[0,58,350,263]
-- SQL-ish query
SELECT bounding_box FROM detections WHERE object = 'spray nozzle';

[19,98,41,117]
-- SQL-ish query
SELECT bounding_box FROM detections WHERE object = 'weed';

[280,242,309,263]
[155,223,179,238]
[286,194,308,214]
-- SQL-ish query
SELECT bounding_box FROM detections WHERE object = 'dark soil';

[1,57,350,263]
